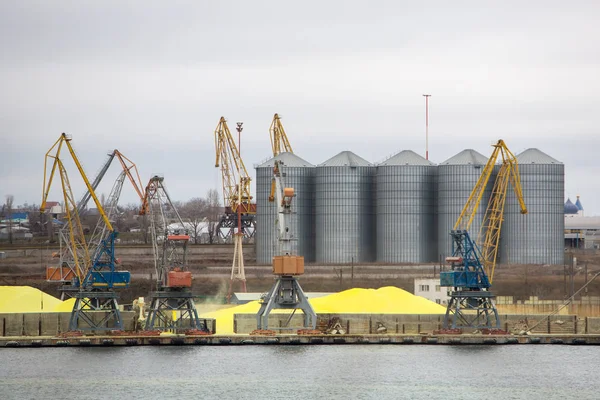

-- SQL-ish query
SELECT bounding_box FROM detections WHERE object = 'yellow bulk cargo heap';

[200,286,446,334]
[0,286,75,313]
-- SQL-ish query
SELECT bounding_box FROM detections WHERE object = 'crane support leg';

[145,290,207,332]
[443,291,500,330]
[257,276,316,331]
[69,291,123,331]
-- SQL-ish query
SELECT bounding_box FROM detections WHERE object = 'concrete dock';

[0,333,599,347]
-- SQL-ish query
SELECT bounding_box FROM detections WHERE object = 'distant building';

[44,201,63,218]
[413,278,450,305]
[565,217,600,249]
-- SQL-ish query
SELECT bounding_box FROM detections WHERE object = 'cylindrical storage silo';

[437,149,490,262]
[376,150,436,263]
[255,152,315,265]
[500,149,564,264]
[316,151,374,264]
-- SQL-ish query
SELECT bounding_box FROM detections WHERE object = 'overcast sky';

[1,1,599,215]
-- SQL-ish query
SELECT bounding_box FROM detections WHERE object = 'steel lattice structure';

[144,175,206,332]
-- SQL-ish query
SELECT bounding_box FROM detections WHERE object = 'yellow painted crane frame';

[269,113,294,156]
[214,117,255,214]
[41,133,113,282]
[453,139,527,283]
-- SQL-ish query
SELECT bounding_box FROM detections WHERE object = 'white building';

[413,278,450,305]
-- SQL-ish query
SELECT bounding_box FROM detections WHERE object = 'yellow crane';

[214,117,255,217]
[441,139,527,330]
[41,133,130,331]
[269,113,294,156]
[453,139,527,283]
[41,133,112,284]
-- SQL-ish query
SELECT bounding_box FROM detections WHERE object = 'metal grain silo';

[376,150,436,263]
[255,152,315,265]
[316,151,375,264]
[500,149,564,264]
[437,149,490,262]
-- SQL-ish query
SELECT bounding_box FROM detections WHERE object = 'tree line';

[1,189,223,245]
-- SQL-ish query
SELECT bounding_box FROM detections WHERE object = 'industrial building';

[255,146,565,266]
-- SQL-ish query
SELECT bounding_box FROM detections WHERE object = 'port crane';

[214,116,257,240]
[269,113,294,156]
[143,175,206,332]
[256,159,316,331]
[440,139,527,330]
[41,134,131,331]
[47,150,145,299]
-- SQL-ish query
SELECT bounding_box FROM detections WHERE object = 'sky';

[1,1,599,215]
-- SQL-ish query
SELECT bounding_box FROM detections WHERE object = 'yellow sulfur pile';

[0,286,75,313]
[199,286,446,334]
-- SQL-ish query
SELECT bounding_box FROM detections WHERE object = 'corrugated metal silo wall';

[316,165,375,263]
[500,163,564,264]
[437,164,491,261]
[255,165,315,264]
[376,165,436,262]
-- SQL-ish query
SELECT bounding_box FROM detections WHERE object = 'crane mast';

[256,160,316,331]
[41,134,130,332]
[441,139,527,330]
[214,116,256,240]
[144,175,206,332]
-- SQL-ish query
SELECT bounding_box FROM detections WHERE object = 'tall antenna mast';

[423,94,431,160]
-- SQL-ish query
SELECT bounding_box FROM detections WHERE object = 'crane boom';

[42,133,112,232]
[77,151,116,212]
[269,113,294,156]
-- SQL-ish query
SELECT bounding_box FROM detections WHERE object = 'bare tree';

[5,195,14,244]
[179,197,208,244]
[206,189,221,244]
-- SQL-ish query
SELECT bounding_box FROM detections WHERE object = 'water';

[0,345,597,399]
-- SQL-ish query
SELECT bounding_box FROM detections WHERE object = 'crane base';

[69,290,123,331]
[145,290,207,332]
[256,276,316,331]
[443,290,500,330]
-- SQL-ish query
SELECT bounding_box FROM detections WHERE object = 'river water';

[0,345,597,399]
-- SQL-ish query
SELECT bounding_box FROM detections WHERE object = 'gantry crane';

[143,175,206,332]
[214,116,256,240]
[256,160,316,331]
[440,139,527,330]
[41,133,131,331]
[47,150,146,299]
[269,113,294,156]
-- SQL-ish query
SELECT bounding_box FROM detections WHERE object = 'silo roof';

[379,150,435,166]
[516,148,562,164]
[319,151,372,167]
[440,149,488,165]
[257,152,314,168]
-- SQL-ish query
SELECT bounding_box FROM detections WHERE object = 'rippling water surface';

[0,345,597,399]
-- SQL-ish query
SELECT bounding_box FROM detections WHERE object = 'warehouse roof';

[440,149,487,165]
[565,216,600,230]
[319,151,372,167]
[379,150,435,166]
[257,152,314,168]
[516,148,562,164]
